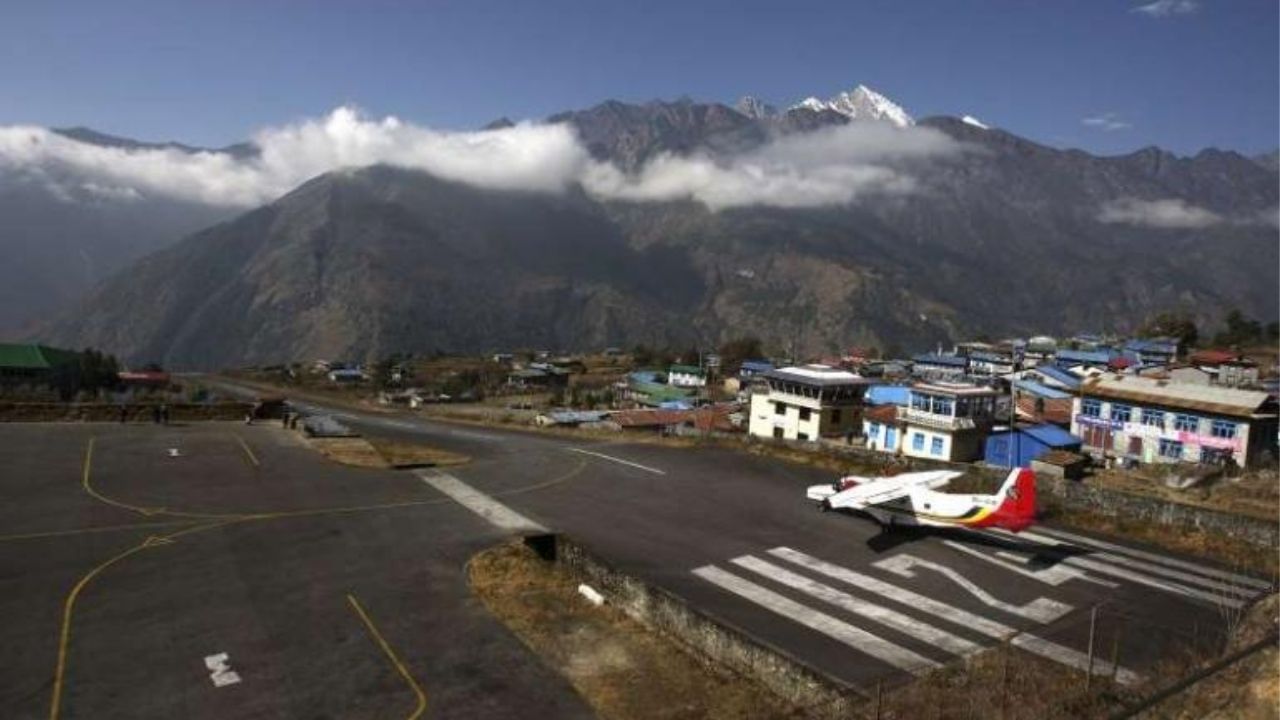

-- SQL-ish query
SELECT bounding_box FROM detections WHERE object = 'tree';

[717,336,764,375]
[1212,309,1264,348]
[1140,311,1198,350]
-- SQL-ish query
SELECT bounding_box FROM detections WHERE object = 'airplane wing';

[819,470,962,511]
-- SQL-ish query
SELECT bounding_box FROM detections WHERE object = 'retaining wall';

[0,402,256,423]
[540,534,866,720]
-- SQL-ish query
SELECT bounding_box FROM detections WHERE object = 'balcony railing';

[897,406,978,431]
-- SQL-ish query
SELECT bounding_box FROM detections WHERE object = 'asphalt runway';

[0,422,594,720]
[5,384,1273,717]
[270,390,1273,695]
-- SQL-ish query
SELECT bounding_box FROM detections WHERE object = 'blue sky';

[1,0,1276,156]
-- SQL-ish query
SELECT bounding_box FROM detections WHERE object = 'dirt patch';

[364,437,469,468]
[468,540,802,720]
[306,436,390,468]
[1089,468,1279,523]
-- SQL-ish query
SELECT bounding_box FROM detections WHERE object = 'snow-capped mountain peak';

[961,115,990,130]
[788,84,914,127]
[734,95,778,119]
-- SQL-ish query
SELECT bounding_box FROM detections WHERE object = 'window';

[933,396,954,416]
[1210,420,1237,439]
[831,408,842,424]
[799,407,811,421]
[1081,399,1101,417]
[773,427,784,439]
[911,393,929,411]
[930,437,944,456]
[797,432,809,441]
[1141,409,1163,427]
[912,433,925,451]
[1174,414,1198,433]
[1158,439,1183,459]
[1111,404,1131,423]
[774,402,786,416]
[868,422,880,437]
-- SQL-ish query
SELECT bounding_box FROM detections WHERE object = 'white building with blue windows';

[1071,375,1278,469]
[865,382,1003,462]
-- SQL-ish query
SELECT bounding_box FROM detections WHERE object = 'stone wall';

[0,402,256,423]
[543,534,865,720]
[1041,476,1279,549]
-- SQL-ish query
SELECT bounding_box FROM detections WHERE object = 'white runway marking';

[941,540,1109,587]
[874,554,1072,624]
[998,530,1256,606]
[1016,526,1273,591]
[731,555,982,656]
[567,448,665,475]
[693,565,939,674]
[416,470,547,533]
[204,653,241,687]
[991,550,1119,588]
[767,547,1140,685]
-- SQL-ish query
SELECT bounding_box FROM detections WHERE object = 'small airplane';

[806,466,1037,533]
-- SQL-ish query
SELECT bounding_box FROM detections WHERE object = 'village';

[263,332,1279,482]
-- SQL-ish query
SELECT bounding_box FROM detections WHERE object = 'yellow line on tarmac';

[346,593,427,720]
[47,520,232,719]
[79,436,242,520]
[233,434,259,468]
[0,520,190,544]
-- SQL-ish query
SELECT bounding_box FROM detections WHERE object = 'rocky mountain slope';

[41,103,1278,368]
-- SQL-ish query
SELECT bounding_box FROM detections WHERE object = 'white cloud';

[583,122,962,210]
[1098,198,1221,228]
[0,106,964,211]
[1082,113,1131,132]
[0,107,592,207]
[1132,0,1198,17]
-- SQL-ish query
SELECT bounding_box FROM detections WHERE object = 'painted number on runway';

[205,653,242,687]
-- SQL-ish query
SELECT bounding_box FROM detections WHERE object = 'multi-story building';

[747,365,869,442]
[1071,375,1278,468]
[889,382,1004,462]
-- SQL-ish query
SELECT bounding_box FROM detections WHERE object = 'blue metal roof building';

[913,353,968,368]
[1033,365,1082,390]
[984,424,1082,468]
[1054,349,1112,367]
[1012,379,1072,400]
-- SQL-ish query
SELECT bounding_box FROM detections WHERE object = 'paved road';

[258,386,1272,694]
[0,422,593,720]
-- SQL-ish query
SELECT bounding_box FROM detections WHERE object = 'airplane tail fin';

[988,467,1037,532]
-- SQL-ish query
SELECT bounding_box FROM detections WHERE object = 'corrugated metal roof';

[1083,375,1276,418]
[912,353,967,367]
[1022,423,1082,447]
[1054,349,1112,365]
[1034,365,1082,389]
[0,343,79,370]
[1013,379,1072,400]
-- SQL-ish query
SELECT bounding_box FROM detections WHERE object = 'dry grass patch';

[364,437,469,468]
[306,436,390,468]
[468,540,803,720]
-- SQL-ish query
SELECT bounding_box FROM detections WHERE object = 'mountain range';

[6,86,1277,368]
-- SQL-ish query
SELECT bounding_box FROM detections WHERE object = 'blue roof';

[1013,379,1072,400]
[865,385,911,406]
[544,410,609,424]
[1054,349,1112,365]
[990,423,1080,447]
[1033,365,1082,389]
[1022,424,1082,447]
[1124,338,1178,353]
[913,353,967,368]
[740,360,775,373]
[970,351,1012,363]
[658,400,693,410]
[629,370,661,384]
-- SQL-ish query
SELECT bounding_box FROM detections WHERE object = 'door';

[885,427,897,451]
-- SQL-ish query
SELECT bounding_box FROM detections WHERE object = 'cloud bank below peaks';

[0,106,964,210]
